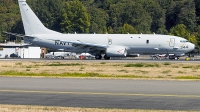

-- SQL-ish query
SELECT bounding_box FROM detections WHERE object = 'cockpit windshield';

[180,40,189,43]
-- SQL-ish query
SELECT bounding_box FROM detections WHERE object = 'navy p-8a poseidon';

[13,0,196,60]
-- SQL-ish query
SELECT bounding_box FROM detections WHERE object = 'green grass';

[118,69,129,73]
[157,76,164,78]
[0,70,149,79]
[1,65,11,67]
[26,66,33,68]
[161,70,171,74]
[1,70,199,80]
[15,62,22,66]
[178,71,185,74]
[163,62,171,65]
[80,66,85,69]
[172,66,179,68]
[112,64,121,66]
[192,65,200,70]
[124,63,144,67]
[136,70,149,74]
[100,62,106,64]
[26,69,31,71]
[96,70,103,72]
[124,63,160,68]
[175,76,200,79]
[182,66,193,68]
[0,71,100,77]
[44,63,84,66]
[145,63,159,67]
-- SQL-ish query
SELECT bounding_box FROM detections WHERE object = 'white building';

[0,42,41,58]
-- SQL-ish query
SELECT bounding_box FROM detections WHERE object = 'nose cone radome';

[190,43,195,51]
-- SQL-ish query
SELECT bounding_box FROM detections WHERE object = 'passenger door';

[169,38,175,47]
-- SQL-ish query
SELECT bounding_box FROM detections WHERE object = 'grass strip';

[124,63,160,67]
[43,63,84,66]
[175,76,200,79]
[0,70,149,78]
[1,71,200,79]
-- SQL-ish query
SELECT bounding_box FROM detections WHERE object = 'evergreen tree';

[27,0,64,32]
[166,0,197,32]
[0,0,200,45]
[189,35,197,46]
[60,0,90,33]
[121,24,137,34]
[136,0,166,33]
[107,26,114,34]
[194,0,200,25]
[169,24,190,39]
[177,0,197,32]
[196,26,200,47]
[0,0,20,42]
[88,7,109,34]
[109,0,152,33]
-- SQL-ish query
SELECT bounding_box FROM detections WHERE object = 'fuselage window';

[146,40,149,44]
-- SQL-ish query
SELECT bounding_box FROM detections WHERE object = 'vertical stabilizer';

[18,0,60,35]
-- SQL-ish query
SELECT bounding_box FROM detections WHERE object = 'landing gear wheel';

[95,55,102,60]
[104,55,111,60]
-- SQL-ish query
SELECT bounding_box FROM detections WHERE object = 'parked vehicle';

[10,53,21,58]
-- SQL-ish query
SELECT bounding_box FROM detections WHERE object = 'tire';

[95,55,102,60]
[104,55,111,60]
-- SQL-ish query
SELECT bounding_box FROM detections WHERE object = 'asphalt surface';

[1,58,200,63]
[0,77,200,110]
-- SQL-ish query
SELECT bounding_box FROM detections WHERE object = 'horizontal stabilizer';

[3,31,24,37]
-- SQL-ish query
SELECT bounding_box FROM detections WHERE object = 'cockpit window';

[180,40,189,43]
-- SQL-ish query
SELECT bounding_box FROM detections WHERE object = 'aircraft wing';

[51,39,108,51]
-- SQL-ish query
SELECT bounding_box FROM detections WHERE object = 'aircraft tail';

[18,0,60,35]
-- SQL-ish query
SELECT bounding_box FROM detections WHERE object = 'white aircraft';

[15,0,196,60]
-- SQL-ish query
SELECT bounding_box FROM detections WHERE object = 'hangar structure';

[0,42,42,58]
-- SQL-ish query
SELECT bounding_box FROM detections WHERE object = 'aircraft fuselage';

[24,33,195,55]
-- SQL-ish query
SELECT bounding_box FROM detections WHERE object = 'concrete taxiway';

[0,77,200,110]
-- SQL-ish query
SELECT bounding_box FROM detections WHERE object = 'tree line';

[0,0,200,48]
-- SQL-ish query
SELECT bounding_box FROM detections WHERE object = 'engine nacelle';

[106,46,127,57]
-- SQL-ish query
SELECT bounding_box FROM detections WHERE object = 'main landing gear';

[95,55,102,60]
[95,55,111,60]
[104,55,111,60]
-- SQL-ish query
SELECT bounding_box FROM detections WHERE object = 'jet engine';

[106,46,127,57]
